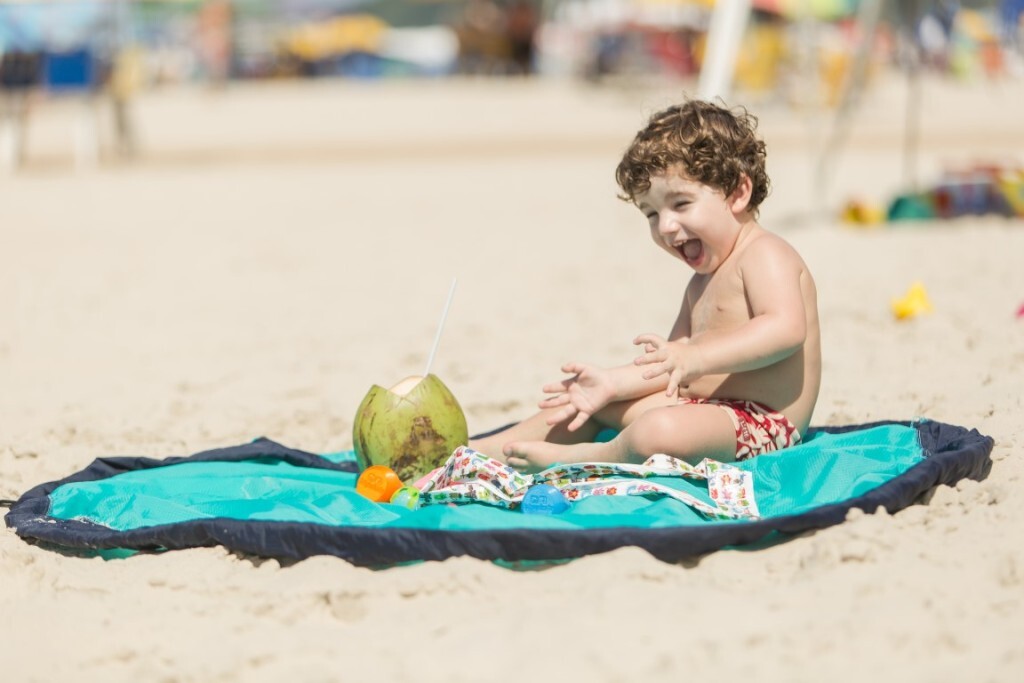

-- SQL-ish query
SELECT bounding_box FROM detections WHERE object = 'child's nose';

[658,216,679,236]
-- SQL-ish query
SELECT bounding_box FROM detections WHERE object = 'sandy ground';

[2,73,1023,682]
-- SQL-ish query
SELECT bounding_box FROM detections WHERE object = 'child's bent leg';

[473,390,688,465]
[505,403,737,472]
[469,407,601,462]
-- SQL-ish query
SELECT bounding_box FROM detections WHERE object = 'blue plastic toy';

[389,486,421,510]
[520,484,570,515]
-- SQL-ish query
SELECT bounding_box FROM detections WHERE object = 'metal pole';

[902,0,922,192]
[697,0,752,101]
[814,0,884,204]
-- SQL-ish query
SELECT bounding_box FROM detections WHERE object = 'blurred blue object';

[389,486,422,510]
[521,484,570,515]
[43,48,95,91]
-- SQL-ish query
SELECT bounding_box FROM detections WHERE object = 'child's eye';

[674,201,689,210]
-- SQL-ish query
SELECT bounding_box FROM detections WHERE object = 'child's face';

[635,167,748,275]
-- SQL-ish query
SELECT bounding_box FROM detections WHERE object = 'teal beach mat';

[5,420,993,565]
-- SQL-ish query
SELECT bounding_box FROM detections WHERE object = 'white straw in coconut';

[424,277,457,377]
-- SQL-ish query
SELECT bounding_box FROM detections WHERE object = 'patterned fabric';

[678,397,800,461]
[417,447,759,520]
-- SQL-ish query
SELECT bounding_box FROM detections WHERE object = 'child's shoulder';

[739,226,805,264]
[735,226,811,280]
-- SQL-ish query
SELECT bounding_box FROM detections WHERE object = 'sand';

[1,74,1022,682]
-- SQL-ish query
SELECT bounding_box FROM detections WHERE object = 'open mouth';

[676,239,704,265]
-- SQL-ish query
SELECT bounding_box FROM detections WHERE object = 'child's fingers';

[665,370,683,397]
[640,364,668,381]
[541,380,572,395]
[567,411,591,432]
[633,333,665,348]
[545,404,577,426]
[561,362,586,375]
[633,349,666,367]
[538,393,570,409]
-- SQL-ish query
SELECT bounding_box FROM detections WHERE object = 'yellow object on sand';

[996,168,1024,217]
[891,282,933,320]
[841,199,885,226]
[285,14,388,61]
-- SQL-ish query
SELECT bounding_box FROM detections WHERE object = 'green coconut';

[352,374,468,482]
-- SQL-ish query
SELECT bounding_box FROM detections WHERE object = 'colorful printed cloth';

[417,447,759,520]
[677,397,801,461]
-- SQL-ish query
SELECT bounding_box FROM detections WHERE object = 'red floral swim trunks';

[678,398,801,461]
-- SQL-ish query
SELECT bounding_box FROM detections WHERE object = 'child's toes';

[506,456,529,470]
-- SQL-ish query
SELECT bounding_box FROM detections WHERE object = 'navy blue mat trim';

[4,421,993,566]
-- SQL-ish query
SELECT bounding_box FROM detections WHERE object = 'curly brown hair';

[615,100,770,216]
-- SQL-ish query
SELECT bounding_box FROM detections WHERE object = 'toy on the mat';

[1017,302,1024,319]
[891,282,933,320]
[389,486,422,510]
[356,465,405,503]
[520,484,570,515]
[351,279,468,482]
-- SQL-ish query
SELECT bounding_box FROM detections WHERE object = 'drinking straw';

[424,278,457,377]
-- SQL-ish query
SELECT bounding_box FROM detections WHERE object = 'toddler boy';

[472,100,821,471]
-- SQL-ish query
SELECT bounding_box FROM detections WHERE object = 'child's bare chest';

[688,270,749,334]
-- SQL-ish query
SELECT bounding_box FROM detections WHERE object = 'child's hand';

[633,334,701,398]
[538,362,615,432]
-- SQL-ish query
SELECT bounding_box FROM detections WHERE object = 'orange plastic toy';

[356,465,404,503]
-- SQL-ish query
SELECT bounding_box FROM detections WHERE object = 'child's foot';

[503,439,617,473]
[467,437,509,464]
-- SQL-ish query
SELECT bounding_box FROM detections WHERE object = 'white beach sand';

[1,74,1022,682]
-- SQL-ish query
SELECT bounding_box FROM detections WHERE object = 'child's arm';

[538,362,670,431]
[542,287,693,430]
[635,240,808,395]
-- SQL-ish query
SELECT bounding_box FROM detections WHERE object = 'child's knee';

[624,405,735,461]
[626,407,689,456]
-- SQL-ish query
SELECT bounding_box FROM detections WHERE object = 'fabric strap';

[418,447,759,520]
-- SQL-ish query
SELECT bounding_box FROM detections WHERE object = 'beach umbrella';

[751,0,859,20]
[283,13,388,60]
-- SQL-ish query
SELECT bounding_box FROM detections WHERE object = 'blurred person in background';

[0,49,41,169]
[455,0,507,74]
[505,0,538,75]
[106,45,145,158]
[197,0,233,85]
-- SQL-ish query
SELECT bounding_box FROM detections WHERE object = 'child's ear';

[728,174,754,214]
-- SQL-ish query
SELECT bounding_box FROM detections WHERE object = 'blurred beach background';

[2,1,1024,681]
